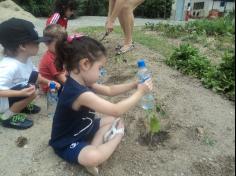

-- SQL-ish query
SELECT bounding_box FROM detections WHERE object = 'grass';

[77,26,175,58]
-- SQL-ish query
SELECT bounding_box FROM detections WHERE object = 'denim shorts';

[54,118,101,164]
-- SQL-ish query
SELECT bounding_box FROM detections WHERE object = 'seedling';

[156,104,166,117]
[146,110,161,144]
[202,136,217,147]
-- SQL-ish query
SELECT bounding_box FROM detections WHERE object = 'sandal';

[85,166,99,176]
[115,42,135,51]
[103,118,124,143]
[116,44,135,55]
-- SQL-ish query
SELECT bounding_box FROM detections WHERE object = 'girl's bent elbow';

[110,109,122,117]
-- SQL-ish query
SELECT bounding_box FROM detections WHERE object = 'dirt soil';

[0,11,235,175]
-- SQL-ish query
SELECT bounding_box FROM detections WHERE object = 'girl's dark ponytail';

[55,35,107,72]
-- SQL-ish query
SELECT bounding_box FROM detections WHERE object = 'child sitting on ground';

[0,18,59,130]
[46,0,77,29]
[49,34,153,175]
[39,24,67,93]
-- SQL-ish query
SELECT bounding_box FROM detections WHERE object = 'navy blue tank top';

[49,77,96,149]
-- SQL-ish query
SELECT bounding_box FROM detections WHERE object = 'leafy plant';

[135,0,173,19]
[202,136,217,147]
[13,0,54,17]
[167,44,235,100]
[147,110,161,135]
[202,53,235,100]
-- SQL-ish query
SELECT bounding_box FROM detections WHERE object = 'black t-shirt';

[49,77,96,149]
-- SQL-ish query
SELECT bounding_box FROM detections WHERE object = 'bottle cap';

[137,59,146,68]
[49,81,56,90]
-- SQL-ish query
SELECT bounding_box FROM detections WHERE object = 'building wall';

[171,0,191,20]
[191,0,235,17]
[171,0,235,20]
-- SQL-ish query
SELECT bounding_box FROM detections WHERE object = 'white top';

[0,57,37,113]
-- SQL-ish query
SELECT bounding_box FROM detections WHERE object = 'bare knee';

[79,149,103,167]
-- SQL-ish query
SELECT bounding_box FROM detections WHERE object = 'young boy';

[39,24,67,93]
[0,18,57,130]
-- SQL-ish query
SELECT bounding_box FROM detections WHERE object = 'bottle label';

[138,74,151,83]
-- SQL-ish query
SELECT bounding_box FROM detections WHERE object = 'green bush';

[12,0,173,18]
[145,15,235,38]
[202,54,235,100]
[167,44,235,100]
[13,0,54,17]
[186,16,235,36]
[135,0,173,18]
[166,44,211,78]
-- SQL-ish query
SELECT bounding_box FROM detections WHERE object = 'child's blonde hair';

[43,24,67,43]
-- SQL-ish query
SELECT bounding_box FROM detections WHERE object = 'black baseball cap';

[0,18,50,48]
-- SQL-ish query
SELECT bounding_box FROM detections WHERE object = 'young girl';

[46,0,77,29]
[49,35,153,175]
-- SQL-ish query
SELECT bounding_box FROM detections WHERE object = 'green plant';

[135,0,173,19]
[166,44,212,78]
[147,110,161,135]
[167,44,235,100]
[13,0,54,17]
[156,104,166,117]
[202,53,235,100]
[202,136,217,147]
[186,17,235,36]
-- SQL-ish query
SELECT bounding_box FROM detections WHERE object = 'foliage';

[147,110,160,135]
[145,22,186,38]
[77,0,108,16]
[166,44,235,100]
[11,0,173,18]
[166,44,212,78]
[202,54,235,100]
[13,0,54,17]
[186,16,235,36]
[135,0,173,19]
[145,15,235,38]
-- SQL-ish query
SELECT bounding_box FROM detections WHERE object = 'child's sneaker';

[21,103,41,114]
[1,114,33,129]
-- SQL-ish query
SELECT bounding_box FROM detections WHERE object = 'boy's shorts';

[54,118,101,164]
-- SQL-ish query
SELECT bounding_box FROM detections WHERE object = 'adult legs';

[118,0,145,52]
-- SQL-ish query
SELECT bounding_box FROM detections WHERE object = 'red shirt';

[39,50,63,92]
[46,13,68,29]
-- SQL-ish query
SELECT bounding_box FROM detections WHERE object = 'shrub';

[13,0,54,17]
[135,0,173,19]
[186,17,235,36]
[202,54,235,100]
[167,44,235,100]
[166,44,212,78]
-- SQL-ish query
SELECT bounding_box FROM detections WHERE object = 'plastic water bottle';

[137,59,155,110]
[47,82,58,118]
[97,67,107,84]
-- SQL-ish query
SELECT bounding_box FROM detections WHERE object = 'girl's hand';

[20,85,36,97]
[106,20,114,33]
[137,79,153,95]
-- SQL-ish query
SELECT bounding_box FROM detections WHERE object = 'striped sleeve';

[47,13,60,25]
